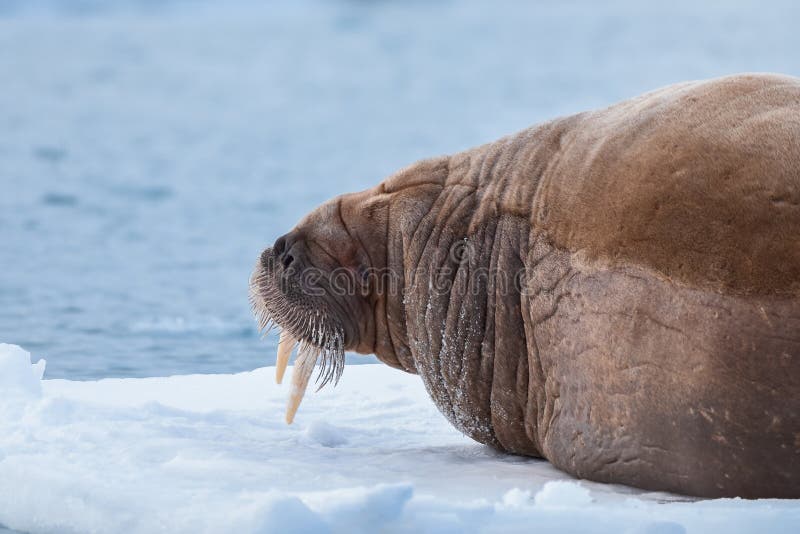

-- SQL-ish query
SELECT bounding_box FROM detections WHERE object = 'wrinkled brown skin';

[268,74,800,498]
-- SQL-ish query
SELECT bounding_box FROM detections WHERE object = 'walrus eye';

[357,265,372,294]
[357,265,369,283]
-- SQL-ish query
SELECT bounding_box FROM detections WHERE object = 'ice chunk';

[501,488,533,508]
[534,481,593,508]
[303,420,347,448]
[248,494,328,534]
[0,343,46,398]
[306,484,413,533]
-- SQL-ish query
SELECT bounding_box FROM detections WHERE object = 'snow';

[533,481,594,508]
[0,344,799,533]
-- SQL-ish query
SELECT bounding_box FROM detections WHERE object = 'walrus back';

[536,73,800,297]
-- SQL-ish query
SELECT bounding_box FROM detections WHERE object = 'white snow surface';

[0,343,798,534]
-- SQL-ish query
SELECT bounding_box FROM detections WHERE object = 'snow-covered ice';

[0,343,798,533]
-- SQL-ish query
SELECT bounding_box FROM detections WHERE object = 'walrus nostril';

[273,236,287,256]
[282,253,294,269]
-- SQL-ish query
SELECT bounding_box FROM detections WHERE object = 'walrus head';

[250,158,450,422]
[249,187,399,423]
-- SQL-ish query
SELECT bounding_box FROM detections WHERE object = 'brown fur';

[253,73,800,497]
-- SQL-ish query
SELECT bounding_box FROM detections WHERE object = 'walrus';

[249,73,800,498]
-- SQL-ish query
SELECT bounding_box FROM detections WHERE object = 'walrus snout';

[250,239,351,422]
[251,201,389,423]
[250,200,378,384]
[271,232,303,271]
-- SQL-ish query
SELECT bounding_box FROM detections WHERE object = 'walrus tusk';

[285,345,318,424]
[276,330,297,384]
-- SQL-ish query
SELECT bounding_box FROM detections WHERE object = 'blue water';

[1,0,798,379]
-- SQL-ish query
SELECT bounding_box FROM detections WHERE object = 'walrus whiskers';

[249,261,347,422]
